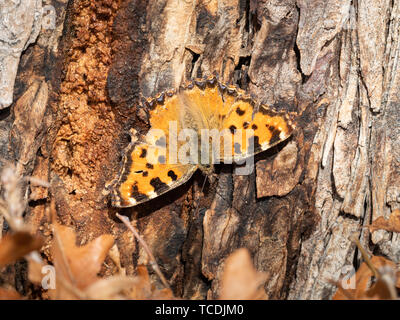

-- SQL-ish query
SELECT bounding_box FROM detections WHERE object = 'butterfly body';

[110,76,295,208]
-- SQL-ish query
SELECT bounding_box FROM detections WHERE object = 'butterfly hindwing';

[111,138,197,207]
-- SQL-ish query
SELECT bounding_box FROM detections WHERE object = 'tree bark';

[1,0,399,299]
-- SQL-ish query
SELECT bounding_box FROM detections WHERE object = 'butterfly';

[110,75,295,207]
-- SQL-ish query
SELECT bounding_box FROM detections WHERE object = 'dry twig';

[116,213,171,290]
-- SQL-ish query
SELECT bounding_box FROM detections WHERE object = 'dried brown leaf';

[365,270,396,300]
[50,222,114,298]
[333,256,399,300]
[84,275,139,300]
[0,231,43,266]
[151,288,175,300]
[369,209,400,233]
[219,248,268,300]
[128,265,175,300]
[0,287,22,300]
[27,252,47,284]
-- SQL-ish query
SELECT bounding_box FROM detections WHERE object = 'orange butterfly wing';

[110,77,295,207]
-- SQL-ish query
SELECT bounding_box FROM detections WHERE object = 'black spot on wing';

[131,182,149,202]
[142,171,148,177]
[140,148,147,158]
[150,177,168,193]
[146,163,154,169]
[243,122,249,129]
[248,135,261,153]
[236,107,245,116]
[168,170,178,181]
[229,125,236,134]
[252,124,258,130]
[268,125,281,145]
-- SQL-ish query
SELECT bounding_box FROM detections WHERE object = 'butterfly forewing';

[216,91,294,161]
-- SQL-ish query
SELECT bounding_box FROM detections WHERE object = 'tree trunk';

[1,0,399,300]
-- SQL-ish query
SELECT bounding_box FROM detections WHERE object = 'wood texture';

[0,0,399,300]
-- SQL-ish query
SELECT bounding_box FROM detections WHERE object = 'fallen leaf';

[0,287,22,300]
[369,209,400,233]
[365,267,397,300]
[0,231,43,266]
[108,243,125,275]
[128,265,175,300]
[333,256,398,300]
[50,222,114,299]
[84,275,140,299]
[219,248,268,300]
[27,251,47,284]
[151,288,176,300]
[29,222,169,300]
[129,265,152,299]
